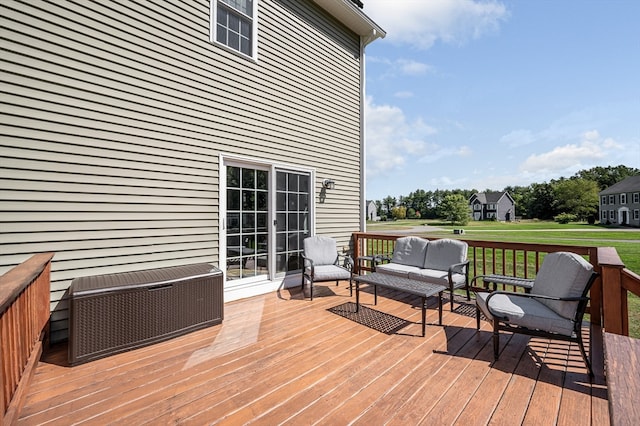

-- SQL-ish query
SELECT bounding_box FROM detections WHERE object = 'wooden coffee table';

[353,272,446,336]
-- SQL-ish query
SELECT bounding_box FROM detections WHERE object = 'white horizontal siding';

[0,0,364,342]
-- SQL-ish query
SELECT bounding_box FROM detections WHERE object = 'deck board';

[18,282,609,425]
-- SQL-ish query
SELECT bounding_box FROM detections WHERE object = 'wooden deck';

[18,282,609,425]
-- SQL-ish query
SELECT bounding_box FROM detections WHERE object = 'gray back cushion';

[391,236,429,268]
[303,236,338,266]
[532,252,595,319]
[423,239,468,271]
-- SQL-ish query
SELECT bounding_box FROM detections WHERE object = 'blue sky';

[362,0,640,201]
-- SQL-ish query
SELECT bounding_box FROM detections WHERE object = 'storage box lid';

[70,263,221,296]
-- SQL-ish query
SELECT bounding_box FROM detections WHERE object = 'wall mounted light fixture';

[322,179,336,190]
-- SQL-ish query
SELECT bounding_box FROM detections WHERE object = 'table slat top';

[354,273,446,297]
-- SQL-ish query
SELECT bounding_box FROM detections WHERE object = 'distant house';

[599,175,640,227]
[469,192,515,221]
[366,200,380,221]
[0,0,384,342]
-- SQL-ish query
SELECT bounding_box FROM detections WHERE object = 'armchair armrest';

[338,253,354,272]
[301,253,315,274]
[447,260,470,282]
[486,290,588,304]
[374,253,392,263]
[472,274,535,292]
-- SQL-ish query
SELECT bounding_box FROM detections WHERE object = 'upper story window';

[487,203,497,210]
[609,195,615,204]
[634,192,640,204]
[211,0,257,58]
[473,204,481,211]
[620,193,627,204]
[601,195,607,205]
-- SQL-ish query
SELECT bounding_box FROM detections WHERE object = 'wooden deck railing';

[353,232,640,333]
[597,246,640,336]
[596,247,640,425]
[0,252,53,425]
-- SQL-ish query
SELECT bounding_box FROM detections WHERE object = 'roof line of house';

[313,0,386,43]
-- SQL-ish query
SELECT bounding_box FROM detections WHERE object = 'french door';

[224,161,311,283]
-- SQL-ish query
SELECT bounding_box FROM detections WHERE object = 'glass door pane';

[226,166,269,280]
[275,171,310,273]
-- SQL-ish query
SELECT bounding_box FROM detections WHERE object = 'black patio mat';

[327,302,411,335]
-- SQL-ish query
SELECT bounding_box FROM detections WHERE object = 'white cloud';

[418,145,472,164]
[500,129,536,147]
[394,90,414,98]
[397,59,433,75]
[365,97,435,177]
[368,56,434,78]
[428,176,469,187]
[364,0,509,49]
[519,130,623,174]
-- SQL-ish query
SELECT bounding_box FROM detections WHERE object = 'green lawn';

[366,219,640,337]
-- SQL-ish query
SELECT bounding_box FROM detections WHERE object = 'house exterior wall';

[366,200,379,221]
[0,0,367,341]
[495,196,514,221]
[469,192,514,221]
[599,190,640,227]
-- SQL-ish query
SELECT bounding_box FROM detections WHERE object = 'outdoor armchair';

[301,236,353,300]
[474,251,599,375]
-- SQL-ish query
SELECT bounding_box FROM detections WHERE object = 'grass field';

[366,219,640,338]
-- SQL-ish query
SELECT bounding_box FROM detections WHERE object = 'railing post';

[598,247,627,336]
[589,250,602,326]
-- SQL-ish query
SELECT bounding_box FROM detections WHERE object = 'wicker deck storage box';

[69,263,223,365]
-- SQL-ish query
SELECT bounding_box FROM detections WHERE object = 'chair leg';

[450,289,455,310]
[493,322,500,360]
[576,327,594,376]
[466,286,470,301]
[475,305,481,330]
[310,281,313,301]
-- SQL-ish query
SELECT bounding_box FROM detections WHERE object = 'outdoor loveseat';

[374,236,470,309]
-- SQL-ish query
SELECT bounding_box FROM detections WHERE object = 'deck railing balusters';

[1,252,53,425]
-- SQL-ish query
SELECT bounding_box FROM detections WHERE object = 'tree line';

[374,165,639,223]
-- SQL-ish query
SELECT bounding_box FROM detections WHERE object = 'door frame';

[219,154,316,289]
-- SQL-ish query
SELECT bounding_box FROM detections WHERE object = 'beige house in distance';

[0,0,385,342]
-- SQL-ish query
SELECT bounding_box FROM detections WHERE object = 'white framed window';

[601,195,607,205]
[633,192,639,204]
[211,0,257,59]
[473,204,481,211]
[620,193,627,204]
[609,210,616,220]
[609,195,615,204]
[487,212,496,219]
[634,209,639,220]
[601,211,607,221]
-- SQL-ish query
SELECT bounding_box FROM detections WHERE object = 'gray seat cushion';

[374,262,422,278]
[476,292,575,336]
[390,236,429,268]
[312,264,351,281]
[408,269,467,288]
[531,252,595,319]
